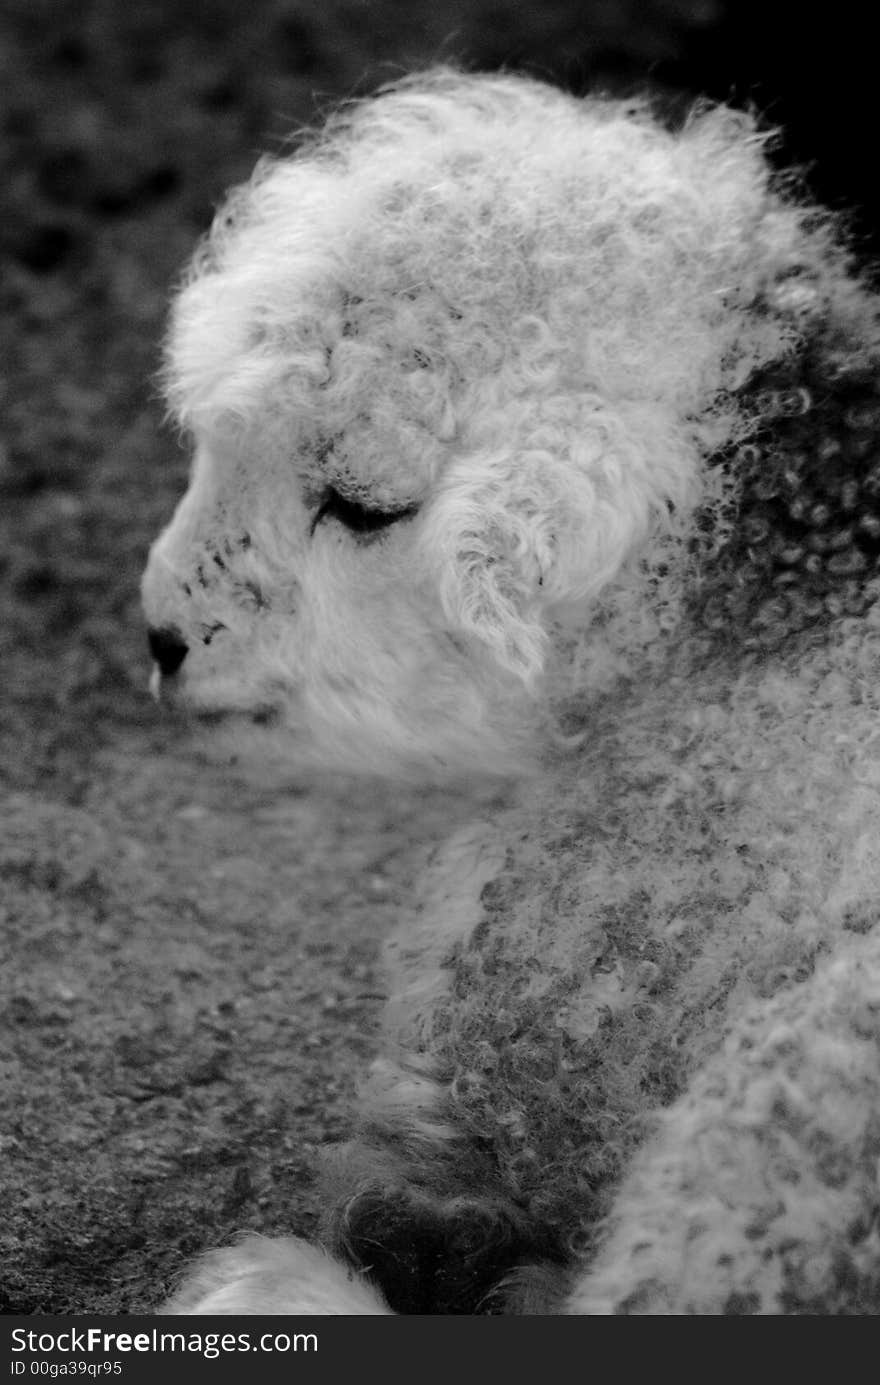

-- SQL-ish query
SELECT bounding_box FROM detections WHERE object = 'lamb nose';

[147,626,189,677]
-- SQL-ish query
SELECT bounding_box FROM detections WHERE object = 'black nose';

[148,626,189,678]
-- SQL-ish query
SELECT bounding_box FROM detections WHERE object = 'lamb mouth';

[191,704,283,730]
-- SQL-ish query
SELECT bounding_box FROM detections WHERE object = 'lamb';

[141,68,880,1314]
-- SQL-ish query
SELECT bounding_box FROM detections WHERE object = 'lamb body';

[142,69,880,1313]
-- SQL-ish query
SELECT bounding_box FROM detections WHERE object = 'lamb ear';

[425,465,552,684]
[425,402,696,686]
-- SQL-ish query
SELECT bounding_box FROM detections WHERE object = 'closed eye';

[310,486,419,539]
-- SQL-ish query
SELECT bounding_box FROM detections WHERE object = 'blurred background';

[1,0,877,1313]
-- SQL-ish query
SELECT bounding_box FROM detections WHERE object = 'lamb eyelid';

[310,486,419,537]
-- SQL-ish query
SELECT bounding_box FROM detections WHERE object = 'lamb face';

[142,69,868,782]
[141,425,528,780]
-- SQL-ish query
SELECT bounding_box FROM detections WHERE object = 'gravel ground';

[1,0,875,1315]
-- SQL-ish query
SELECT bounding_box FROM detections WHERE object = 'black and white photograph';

[2,0,880,1331]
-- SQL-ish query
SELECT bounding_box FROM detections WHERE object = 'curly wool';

[159,68,870,705]
[143,69,880,1314]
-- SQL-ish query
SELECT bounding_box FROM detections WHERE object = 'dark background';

[1,0,876,1313]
